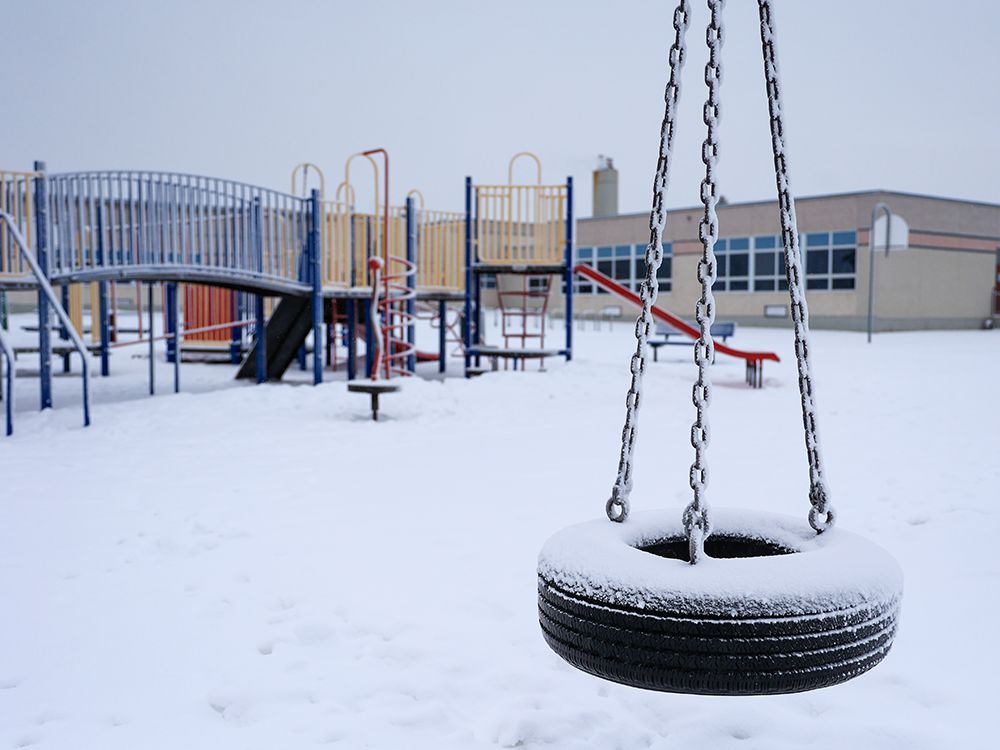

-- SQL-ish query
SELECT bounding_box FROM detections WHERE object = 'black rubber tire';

[537,510,902,696]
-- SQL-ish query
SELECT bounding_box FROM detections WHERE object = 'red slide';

[574,264,779,364]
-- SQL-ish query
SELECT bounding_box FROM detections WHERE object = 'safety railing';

[0,170,37,280]
[0,210,90,426]
[323,203,407,289]
[0,319,13,435]
[474,183,567,265]
[416,209,464,291]
[47,172,310,291]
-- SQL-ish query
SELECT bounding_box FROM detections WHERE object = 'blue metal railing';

[46,171,311,292]
[0,321,13,435]
[0,210,90,427]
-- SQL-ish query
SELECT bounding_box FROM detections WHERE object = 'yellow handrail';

[290,163,325,199]
[0,170,38,278]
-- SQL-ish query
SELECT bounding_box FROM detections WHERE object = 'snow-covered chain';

[757,0,835,532]
[606,0,691,524]
[683,0,725,564]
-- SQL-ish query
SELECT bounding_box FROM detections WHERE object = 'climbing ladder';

[497,274,552,351]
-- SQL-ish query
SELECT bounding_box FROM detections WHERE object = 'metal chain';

[757,0,835,533]
[682,0,724,564]
[606,0,691,523]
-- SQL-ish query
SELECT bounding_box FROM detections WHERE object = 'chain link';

[606,0,691,524]
[682,0,725,563]
[757,0,835,533]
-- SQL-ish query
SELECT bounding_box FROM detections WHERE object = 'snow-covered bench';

[648,321,736,361]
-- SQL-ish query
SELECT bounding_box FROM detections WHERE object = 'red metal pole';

[362,148,391,378]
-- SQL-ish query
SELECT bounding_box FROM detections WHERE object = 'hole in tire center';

[638,535,797,562]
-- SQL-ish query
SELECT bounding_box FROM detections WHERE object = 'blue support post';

[59,285,71,373]
[364,300,373,378]
[346,300,357,381]
[310,189,323,385]
[229,292,242,364]
[146,284,155,395]
[253,197,266,384]
[97,205,111,376]
[564,175,574,362]
[438,299,446,374]
[98,286,110,375]
[473,265,481,367]
[164,282,175,363]
[169,282,180,392]
[405,196,416,373]
[33,162,52,410]
[463,176,473,376]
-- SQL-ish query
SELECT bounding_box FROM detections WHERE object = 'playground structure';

[1,149,781,433]
[464,153,574,372]
[0,153,581,430]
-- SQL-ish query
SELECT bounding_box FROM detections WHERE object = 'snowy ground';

[1,314,997,749]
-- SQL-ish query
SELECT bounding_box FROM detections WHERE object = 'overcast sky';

[3,1,997,216]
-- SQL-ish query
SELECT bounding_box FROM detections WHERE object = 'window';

[481,273,496,289]
[752,234,786,292]
[573,242,671,295]
[714,230,856,293]
[803,231,857,290]
[713,237,751,292]
[575,247,594,293]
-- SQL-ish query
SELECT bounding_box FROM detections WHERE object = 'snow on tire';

[537,509,903,695]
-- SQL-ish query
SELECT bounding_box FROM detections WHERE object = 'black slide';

[236,296,312,381]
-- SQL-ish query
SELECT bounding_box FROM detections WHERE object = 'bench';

[648,321,736,362]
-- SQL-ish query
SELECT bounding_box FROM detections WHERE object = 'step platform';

[347,379,401,421]
[469,346,560,372]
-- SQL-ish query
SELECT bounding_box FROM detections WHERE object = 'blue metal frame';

[44,170,312,295]
[168,282,180,392]
[1,208,90,426]
[0,324,14,435]
[97,203,110,377]
[164,282,176,363]
[310,189,323,385]
[59,285,71,373]
[34,162,52,409]
[463,176,472,375]
[405,196,417,373]
[230,292,242,364]
[564,175,574,361]
[252,198,266,384]
[438,299,447,374]
[346,300,357,381]
[147,283,155,395]
[364,300,373,378]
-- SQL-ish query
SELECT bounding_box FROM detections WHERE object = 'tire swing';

[537,0,902,696]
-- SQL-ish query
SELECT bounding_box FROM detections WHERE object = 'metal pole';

[230,292,242,364]
[564,175,574,362]
[866,202,893,343]
[59,285,71,373]
[463,176,472,375]
[170,282,180,392]
[147,283,155,395]
[347,299,357,380]
[254,294,266,383]
[34,162,52,410]
[405,196,416,373]
[364,298,373,377]
[97,205,110,377]
[438,299,447,374]
[310,189,323,385]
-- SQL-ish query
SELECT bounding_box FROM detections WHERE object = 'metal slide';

[235,296,313,381]
[574,264,779,366]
